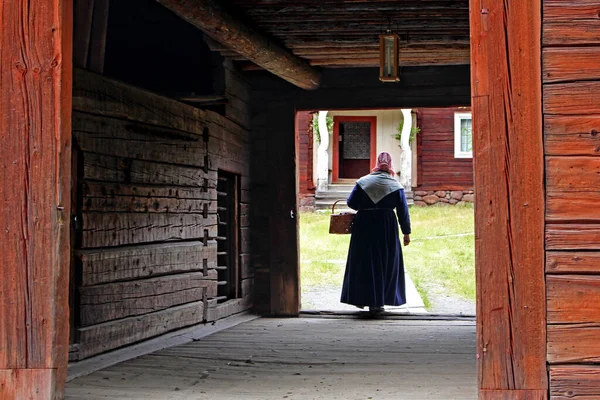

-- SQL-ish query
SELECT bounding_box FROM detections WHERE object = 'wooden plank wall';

[251,99,299,316]
[470,0,547,398]
[416,107,473,191]
[70,68,254,360]
[0,0,73,398]
[296,111,315,198]
[543,1,600,398]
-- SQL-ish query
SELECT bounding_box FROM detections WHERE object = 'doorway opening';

[333,116,377,182]
[297,107,475,316]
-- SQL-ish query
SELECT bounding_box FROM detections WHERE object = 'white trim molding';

[454,112,473,158]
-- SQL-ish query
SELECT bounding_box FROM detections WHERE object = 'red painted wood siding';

[543,1,600,398]
[296,111,314,196]
[417,107,473,191]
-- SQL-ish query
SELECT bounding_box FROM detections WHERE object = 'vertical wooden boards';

[268,104,300,316]
[250,99,299,315]
[0,0,73,397]
[544,3,600,396]
[470,0,547,395]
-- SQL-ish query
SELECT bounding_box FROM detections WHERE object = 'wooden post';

[268,104,300,316]
[0,0,73,398]
[470,0,547,398]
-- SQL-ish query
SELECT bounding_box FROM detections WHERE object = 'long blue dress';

[340,172,412,308]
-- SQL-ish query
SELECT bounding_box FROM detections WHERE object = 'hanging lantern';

[379,32,400,82]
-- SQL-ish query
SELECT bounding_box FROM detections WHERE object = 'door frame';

[332,116,377,182]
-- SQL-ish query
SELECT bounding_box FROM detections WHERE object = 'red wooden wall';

[543,1,600,398]
[416,107,473,191]
[296,111,315,197]
[471,0,547,398]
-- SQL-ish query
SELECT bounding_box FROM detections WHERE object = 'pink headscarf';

[372,152,395,176]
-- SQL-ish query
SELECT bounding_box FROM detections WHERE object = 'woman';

[340,152,411,314]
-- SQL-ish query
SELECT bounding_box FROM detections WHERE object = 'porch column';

[0,0,73,398]
[316,111,329,191]
[470,0,547,398]
[399,109,412,189]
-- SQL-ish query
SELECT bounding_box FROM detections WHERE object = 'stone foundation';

[413,190,474,207]
[299,195,316,212]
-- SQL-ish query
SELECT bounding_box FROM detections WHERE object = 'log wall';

[543,2,600,398]
[416,107,473,191]
[70,68,254,360]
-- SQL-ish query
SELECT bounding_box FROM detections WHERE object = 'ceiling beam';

[157,0,322,90]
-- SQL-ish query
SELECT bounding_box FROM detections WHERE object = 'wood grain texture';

[156,0,321,90]
[0,0,72,397]
[73,68,250,149]
[544,82,600,115]
[0,369,54,400]
[548,275,600,324]
[544,1,600,22]
[78,301,206,359]
[546,156,600,193]
[79,271,217,326]
[479,390,548,400]
[547,191,600,222]
[78,241,218,286]
[546,224,600,250]
[66,319,477,399]
[546,251,600,274]
[544,1,600,45]
[268,104,300,316]
[70,66,253,360]
[548,323,600,364]
[470,0,546,391]
[73,111,205,167]
[544,115,600,156]
[543,47,600,84]
[82,152,216,187]
[206,295,253,322]
[81,213,217,248]
[550,365,600,400]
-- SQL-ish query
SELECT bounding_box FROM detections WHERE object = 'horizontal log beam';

[157,0,321,90]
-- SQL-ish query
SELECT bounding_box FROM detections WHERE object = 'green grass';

[299,204,475,309]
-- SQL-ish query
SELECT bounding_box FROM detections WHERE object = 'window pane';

[460,118,472,153]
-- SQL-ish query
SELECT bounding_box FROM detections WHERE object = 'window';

[216,171,241,302]
[454,112,473,158]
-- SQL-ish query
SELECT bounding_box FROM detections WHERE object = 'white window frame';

[454,112,473,158]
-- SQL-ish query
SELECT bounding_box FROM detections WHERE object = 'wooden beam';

[156,0,321,90]
[73,0,95,68]
[87,0,110,74]
[470,0,546,394]
[0,0,73,398]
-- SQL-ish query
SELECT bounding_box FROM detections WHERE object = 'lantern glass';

[379,34,399,82]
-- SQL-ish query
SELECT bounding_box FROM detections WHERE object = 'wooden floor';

[66,317,476,400]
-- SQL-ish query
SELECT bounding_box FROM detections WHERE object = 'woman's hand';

[403,234,410,246]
